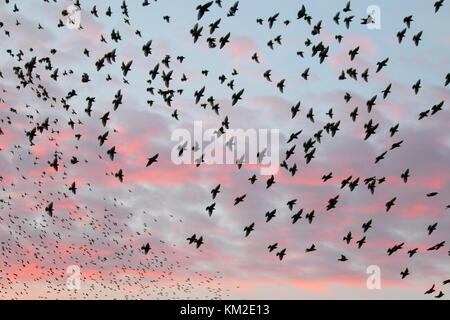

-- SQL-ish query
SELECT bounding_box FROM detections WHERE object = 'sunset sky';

[0,0,448,299]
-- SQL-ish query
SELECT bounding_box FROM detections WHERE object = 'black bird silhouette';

[68,182,77,194]
[211,184,220,199]
[376,58,389,73]
[142,40,152,57]
[140,243,151,254]
[276,248,286,261]
[244,223,255,237]
[234,194,246,205]
[266,175,275,189]
[305,210,315,224]
[382,83,392,99]
[343,232,352,244]
[268,13,279,29]
[375,151,387,164]
[404,15,413,28]
[434,0,445,13]
[362,219,372,233]
[400,268,410,279]
[206,203,216,216]
[219,32,231,49]
[146,153,159,167]
[338,254,348,262]
[187,234,197,244]
[265,209,276,222]
[408,248,418,257]
[412,79,421,94]
[356,237,366,249]
[326,195,339,211]
[107,146,117,161]
[98,131,109,146]
[427,223,438,235]
[390,140,404,150]
[209,19,221,34]
[196,1,213,20]
[114,169,124,183]
[397,28,407,43]
[195,236,204,248]
[291,209,303,224]
[231,88,244,106]
[412,31,423,46]
[287,199,297,211]
[322,172,333,182]
[401,169,410,183]
[45,202,54,217]
[388,242,404,256]
[385,197,396,212]
[427,241,445,251]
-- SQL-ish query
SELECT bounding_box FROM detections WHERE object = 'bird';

[263,69,272,82]
[343,232,352,244]
[276,249,286,261]
[338,254,348,262]
[291,209,303,224]
[427,241,445,251]
[287,199,297,211]
[45,202,54,217]
[305,210,315,224]
[206,203,216,216]
[265,209,276,222]
[268,13,279,29]
[196,1,213,20]
[231,88,244,106]
[234,194,246,205]
[362,220,372,233]
[357,237,366,249]
[408,248,418,257]
[401,169,410,183]
[427,223,438,235]
[376,58,389,73]
[434,0,445,13]
[386,197,397,212]
[412,31,423,46]
[397,28,407,43]
[211,184,220,199]
[187,234,197,244]
[412,79,421,94]
[146,153,159,167]
[244,223,255,237]
[326,195,339,211]
[404,15,413,28]
[276,79,285,93]
[195,236,204,248]
[266,175,275,188]
[400,268,410,279]
[268,243,278,252]
[425,284,435,294]
[140,243,151,254]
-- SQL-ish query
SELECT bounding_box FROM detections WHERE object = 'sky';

[0,0,449,299]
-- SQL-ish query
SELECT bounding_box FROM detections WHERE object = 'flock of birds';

[0,0,448,299]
